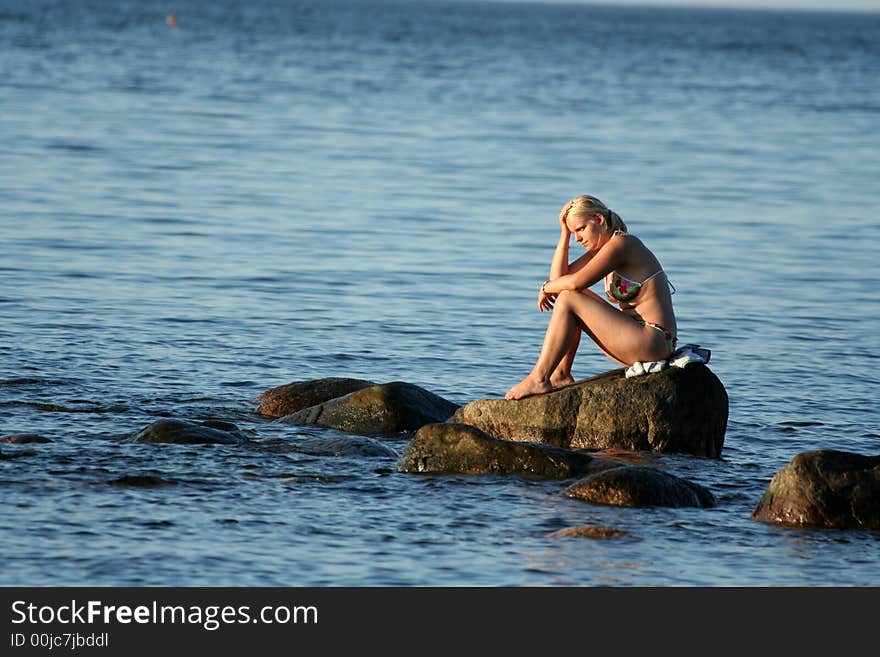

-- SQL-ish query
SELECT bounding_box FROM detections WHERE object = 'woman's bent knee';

[556,288,601,311]
[554,289,578,307]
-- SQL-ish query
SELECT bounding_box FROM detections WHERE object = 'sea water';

[2,0,879,585]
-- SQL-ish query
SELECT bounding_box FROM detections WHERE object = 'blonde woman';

[505,195,677,400]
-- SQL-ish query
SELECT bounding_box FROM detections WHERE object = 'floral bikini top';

[605,270,674,303]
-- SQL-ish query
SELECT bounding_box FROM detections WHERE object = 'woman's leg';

[549,288,623,386]
[549,325,580,389]
[505,290,668,400]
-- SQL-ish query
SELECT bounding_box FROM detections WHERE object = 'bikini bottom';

[640,320,677,356]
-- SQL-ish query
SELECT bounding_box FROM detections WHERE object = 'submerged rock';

[454,365,727,457]
[257,377,375,418]
[134,418,247,445]
[108,475,177,487]
[563,466,716,508]
[546,525,629,539]
[280,381,458,436]
[397,422,621,479]
[297,435,399,458]
[1,434,52,444]
[751,450,880,529]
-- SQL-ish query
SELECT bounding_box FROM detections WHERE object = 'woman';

[505,195,677,400]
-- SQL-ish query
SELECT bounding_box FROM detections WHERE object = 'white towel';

[624,360,668,378]
[625,344,710,378]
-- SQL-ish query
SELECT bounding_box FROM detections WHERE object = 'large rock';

[280,381,458,436]
[751,450,880,529]
[134,419,247,445]
[256,377,375,418]
[564,466,716,508]
[454,365,727,457]
[397,422,621,479]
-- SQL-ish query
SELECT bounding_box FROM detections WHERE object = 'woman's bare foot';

[505,376,553,400]
[550,374,576,390]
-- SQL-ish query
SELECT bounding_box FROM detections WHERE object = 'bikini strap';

[642,269,676,295]
[640,270,665,285]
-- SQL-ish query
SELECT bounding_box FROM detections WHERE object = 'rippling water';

[2,0,879,586]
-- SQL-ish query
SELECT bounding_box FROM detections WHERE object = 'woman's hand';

[538,280,556,312]
[558,201,572,232]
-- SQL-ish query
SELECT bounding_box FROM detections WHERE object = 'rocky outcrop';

[280,381,458,436]
[257,377,375,418]
[397,422,621,479]
[751,450,880,529]
[134,419,247,445]
[563,466,716,508]
[454,365,727,457]
[1,434,52,444]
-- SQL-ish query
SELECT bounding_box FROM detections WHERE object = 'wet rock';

[201,419,243,433]
[297,435,399,458]
[280,381,458,436]
[546,525,628,539]
[134,418,246,445]
[397,422,621,479]
[751,450,880,529]
[454,365,728,457]
[1,434,52,444]
[564,466,716,508]
[256,378,375,418]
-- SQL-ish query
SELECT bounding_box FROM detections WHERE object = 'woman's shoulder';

[614,232,652,251]
[610,231,646,253]
[611,232,657,264]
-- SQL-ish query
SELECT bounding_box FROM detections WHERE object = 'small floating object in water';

[166,13,178,29]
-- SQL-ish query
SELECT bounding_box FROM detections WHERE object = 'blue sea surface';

[2,0,879,586]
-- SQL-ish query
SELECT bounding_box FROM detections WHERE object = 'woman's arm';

[549,230,597,279]
[549,204,596,278]
[549,227,572,279]
[543,235,627,295]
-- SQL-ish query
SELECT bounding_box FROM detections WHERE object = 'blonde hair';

[561,195,627,235]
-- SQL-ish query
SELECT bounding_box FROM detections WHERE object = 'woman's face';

[566,213,606,251]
